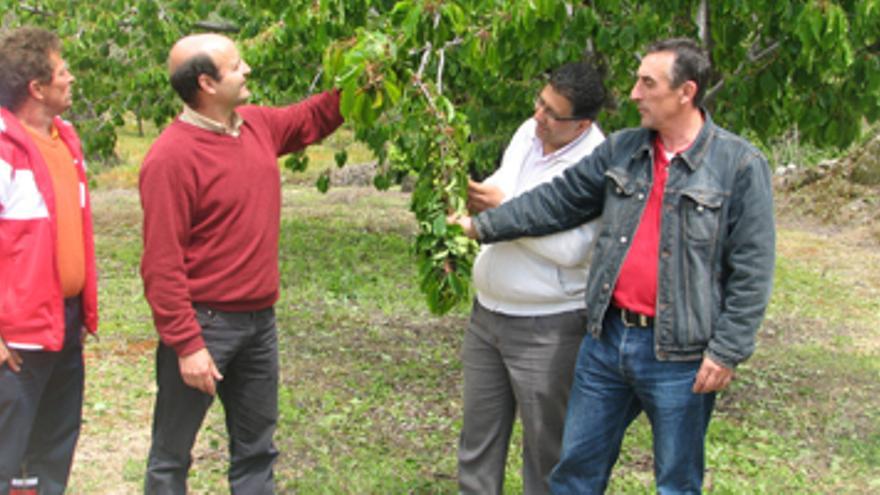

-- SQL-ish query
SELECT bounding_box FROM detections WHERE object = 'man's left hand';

[692,355,734,393]
[466,179,504,214]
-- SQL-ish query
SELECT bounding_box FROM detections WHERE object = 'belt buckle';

[620,308,633,327]
[620,308,648,327]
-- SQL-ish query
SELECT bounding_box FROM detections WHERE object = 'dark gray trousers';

[0,297,84,495]
[144,305,279,495]
[458,301,587,495]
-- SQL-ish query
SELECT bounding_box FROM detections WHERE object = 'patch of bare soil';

[775,130,880,244]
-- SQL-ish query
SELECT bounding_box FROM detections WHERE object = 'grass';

[66,129,880,493]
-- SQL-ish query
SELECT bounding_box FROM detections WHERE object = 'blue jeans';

[549,310,715,494]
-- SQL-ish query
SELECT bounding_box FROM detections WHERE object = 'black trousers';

[144,305,279,495]
[0,297,84,495]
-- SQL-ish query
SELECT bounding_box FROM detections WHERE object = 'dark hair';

[548,60,607,121]
[646,38,711,107]
[169,54,220,106]
[0,27,60,110]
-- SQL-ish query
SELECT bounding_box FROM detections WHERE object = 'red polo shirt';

[612,136,689,316]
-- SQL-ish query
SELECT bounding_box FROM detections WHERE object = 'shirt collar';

[23,121,60,142]
[180,105,243,137]
[531,123,594,164]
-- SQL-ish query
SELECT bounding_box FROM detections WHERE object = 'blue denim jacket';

[474,113,775,368]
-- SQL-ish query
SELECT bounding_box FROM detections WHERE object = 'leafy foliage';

[4,0,879,311]
[323,26,479,314]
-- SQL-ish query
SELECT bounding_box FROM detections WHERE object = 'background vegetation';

[4,0,879,312]
[3,0,879,156]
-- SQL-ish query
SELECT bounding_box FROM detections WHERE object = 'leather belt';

[615,305,654,328]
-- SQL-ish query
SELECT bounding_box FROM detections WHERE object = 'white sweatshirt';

[472,118,605,316]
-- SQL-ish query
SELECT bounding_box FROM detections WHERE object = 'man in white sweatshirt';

[458,61,607,495]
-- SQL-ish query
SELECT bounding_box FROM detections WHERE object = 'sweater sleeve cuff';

[172,334,207,358]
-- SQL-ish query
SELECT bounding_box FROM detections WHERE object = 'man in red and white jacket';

[0,27,98,494]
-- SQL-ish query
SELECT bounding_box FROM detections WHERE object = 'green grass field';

[66,129,880,493]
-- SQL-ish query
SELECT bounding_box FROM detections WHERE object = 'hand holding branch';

[447,211,478,240]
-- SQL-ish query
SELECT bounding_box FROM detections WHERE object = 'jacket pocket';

[606,169,638,197]
[678,189,725,346]
[681,189,724,244]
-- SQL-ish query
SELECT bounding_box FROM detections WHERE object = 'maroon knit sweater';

[139,91,342,356]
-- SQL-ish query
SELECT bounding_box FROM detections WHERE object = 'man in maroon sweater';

[139,33,343,494]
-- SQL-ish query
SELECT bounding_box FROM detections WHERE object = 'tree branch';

[193,20,240,33]
[704,38,780,105]
[436,37,463,95]
[308,67,324,93]
[18,2,53,17]
[748,40,780,63]
[414,77,438,115]
[415,42,433,80]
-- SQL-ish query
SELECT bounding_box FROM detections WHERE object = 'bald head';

[168,33,251,109]
[168,33,233,75]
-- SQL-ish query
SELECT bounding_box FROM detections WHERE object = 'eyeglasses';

[534,95,586,122]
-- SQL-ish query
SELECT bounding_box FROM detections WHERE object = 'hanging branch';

[704,37,780,105]
[18,2,53,17]
[308,67,323,93]
[193,20,240,33]
[415,41,433,80]
[437,37,463,95]
[413,42,441,115]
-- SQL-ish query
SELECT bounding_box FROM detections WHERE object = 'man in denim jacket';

[452,38,775,493]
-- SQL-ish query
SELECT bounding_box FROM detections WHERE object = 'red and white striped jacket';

[0,107,98,351]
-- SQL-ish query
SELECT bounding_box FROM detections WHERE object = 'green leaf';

[432,215,447,236]
[384,79,402,105]
[337,64,364,85]
[340,86,357,119]
[334,149,348,168]
[438,96,456,122]
[284,153,309,173]
[371,89,384,110]
[316,169,331,193]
